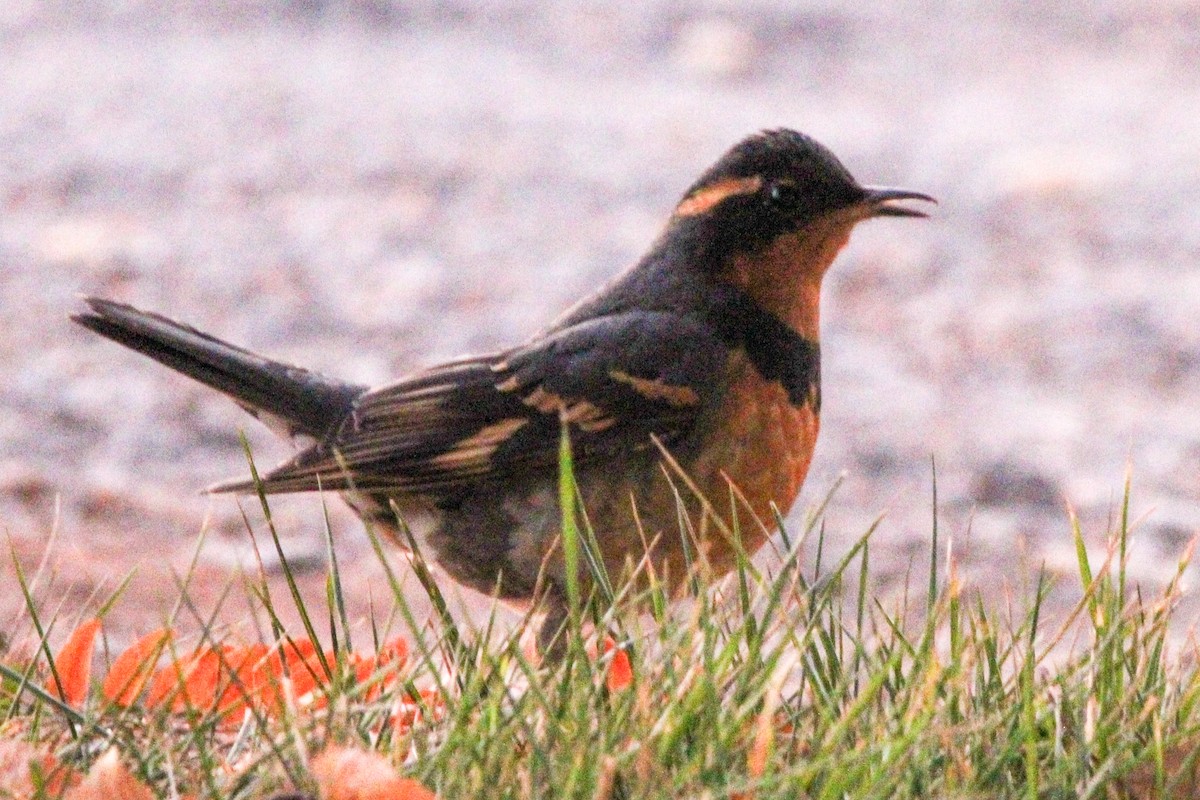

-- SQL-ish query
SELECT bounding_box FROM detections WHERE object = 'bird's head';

[667,129,934,269]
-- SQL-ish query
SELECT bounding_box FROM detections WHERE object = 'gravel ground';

[3,1,1199,645]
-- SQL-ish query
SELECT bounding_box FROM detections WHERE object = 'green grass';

[3,452,1200,799]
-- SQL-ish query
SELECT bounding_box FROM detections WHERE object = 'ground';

[2,1,1199,647]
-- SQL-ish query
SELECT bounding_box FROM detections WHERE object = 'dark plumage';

[73,129,933,646]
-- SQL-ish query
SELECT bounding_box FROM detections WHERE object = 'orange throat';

[719,214,857,338]
[690,215,856,561]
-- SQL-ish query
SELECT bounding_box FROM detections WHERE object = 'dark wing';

[73,297,364,439]
[211,311,728,496]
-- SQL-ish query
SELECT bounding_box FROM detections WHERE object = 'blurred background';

[2,1,1198,644]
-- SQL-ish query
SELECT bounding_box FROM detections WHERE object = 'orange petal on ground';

[217,643,269,717]
[601,637,633,692]
[246,644,288,715]
[747,715,772,780]
[310,745,437,800]
[391,689,446,734]
[350,652,380,701]
[102,628,172,706]
[235,638,333,715]
[279,639,336,710]
[736,708,778,800]
[280,636,317,663]
[48,618,101,706]
[353,637,410,701]
[145,645,231,713]
[378,637,409,668]
[40,751,82,797]
[134,636,414,723]
[144,651,191,710]
[180,645,244,713]
[0,738,80,797]
[64,747,154,800]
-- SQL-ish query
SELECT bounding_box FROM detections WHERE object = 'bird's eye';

[767,181,798,208]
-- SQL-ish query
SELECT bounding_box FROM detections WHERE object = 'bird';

[73,129,933,646]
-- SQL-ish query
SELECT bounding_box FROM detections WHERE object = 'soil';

[3,1,1199,650]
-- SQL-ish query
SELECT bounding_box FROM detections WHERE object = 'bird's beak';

[861,186,937,218]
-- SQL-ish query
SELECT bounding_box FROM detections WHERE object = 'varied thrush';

[74,129,932,643]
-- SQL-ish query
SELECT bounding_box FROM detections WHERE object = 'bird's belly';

[342,491,442,556]
[350,362,820,603]
[681,363,820,572]
[579,358,820,590]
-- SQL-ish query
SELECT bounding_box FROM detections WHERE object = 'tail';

[73,297,366,440]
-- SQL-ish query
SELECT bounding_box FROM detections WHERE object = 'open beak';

[862,186,937,218]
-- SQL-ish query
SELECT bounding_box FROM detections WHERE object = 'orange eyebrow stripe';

[674,175,763,217]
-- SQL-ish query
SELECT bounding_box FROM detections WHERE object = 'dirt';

[3,1,1199,649]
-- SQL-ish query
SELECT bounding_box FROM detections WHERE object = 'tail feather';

[72,297,365,439]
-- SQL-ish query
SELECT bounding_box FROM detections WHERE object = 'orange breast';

[679,353,820,573]
[583,352,820,593]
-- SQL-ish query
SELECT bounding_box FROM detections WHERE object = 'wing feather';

[211,312,727,496]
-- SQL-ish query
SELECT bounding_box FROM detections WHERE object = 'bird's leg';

[536,589,570,662]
